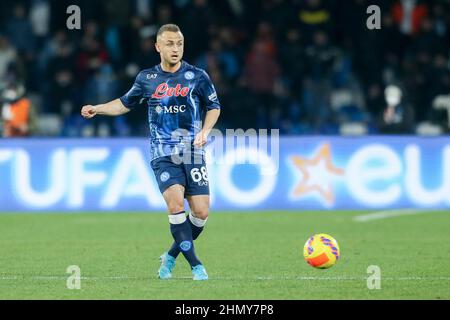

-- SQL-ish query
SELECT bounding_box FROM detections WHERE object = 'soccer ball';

[303,233,340,269]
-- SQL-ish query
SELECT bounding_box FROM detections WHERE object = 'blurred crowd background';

[1,0,450,137]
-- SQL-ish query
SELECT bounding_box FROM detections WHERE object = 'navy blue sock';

[190,218,205,240]
[168,217,204,258]
[169,212,201,268]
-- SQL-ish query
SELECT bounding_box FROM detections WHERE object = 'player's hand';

[193,130,209,148]
[81,105,97,119]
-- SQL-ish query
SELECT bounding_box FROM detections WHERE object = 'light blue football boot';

[158,252,176,279]
[192,265,208,281]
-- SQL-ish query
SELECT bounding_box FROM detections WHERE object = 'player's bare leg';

[158,184,206,280]
[163,184,185,214]
[186,195,210,222]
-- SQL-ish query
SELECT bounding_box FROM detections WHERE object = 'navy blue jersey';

[119,61,221,160]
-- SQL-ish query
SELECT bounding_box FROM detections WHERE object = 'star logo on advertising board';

[290,143,344,205]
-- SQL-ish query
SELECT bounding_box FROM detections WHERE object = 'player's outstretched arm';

[194,109,220,147]
[81,99,130,119]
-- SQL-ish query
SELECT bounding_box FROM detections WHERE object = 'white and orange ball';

[303,233,340,269]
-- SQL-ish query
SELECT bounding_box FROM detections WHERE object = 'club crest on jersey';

[160,171,170,182]
[151,83,189,99]
[184,71,195,80]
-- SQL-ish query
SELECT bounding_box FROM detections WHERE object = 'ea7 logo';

[208,92,217,102]
[147,74,157,79]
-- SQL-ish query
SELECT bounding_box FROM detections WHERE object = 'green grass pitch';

[0,210,449,299]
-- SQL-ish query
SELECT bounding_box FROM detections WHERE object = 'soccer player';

[81,24,221,281]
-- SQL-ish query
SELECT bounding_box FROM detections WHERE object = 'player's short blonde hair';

[157,24,182,38]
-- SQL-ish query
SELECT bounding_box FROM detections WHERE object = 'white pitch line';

[1,275,449,281]
[353,208,439,222]
[0,276,18,280]
[32,276,132,280]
